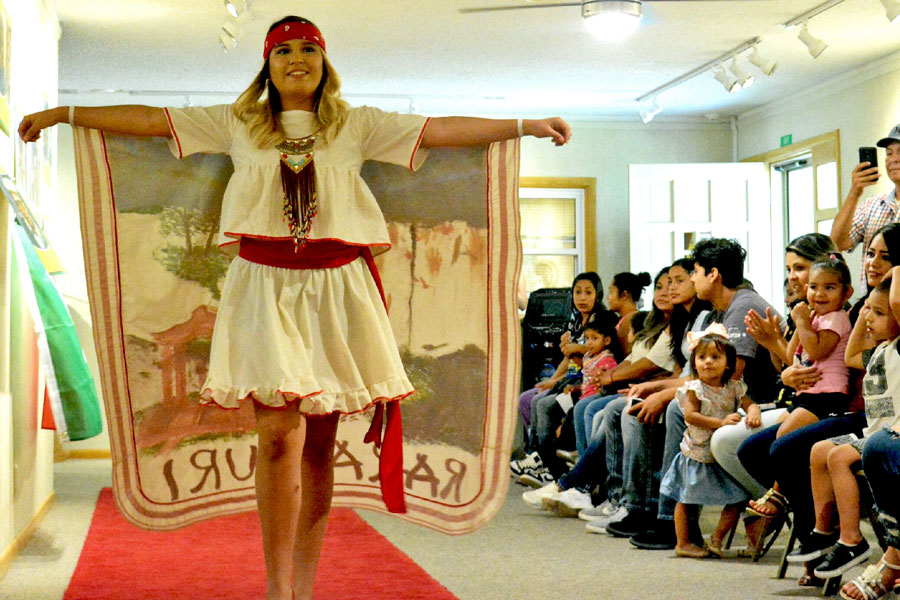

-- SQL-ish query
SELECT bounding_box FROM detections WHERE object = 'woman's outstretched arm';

[18,105,171,143]
[420,116,570,148]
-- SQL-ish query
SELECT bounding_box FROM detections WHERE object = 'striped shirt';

[849,189,898,282]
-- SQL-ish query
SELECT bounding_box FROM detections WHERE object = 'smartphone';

[859,146,878,169]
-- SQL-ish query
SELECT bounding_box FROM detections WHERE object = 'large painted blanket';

[72,127,521,534]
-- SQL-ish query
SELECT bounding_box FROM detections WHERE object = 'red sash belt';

[238,237,405,513]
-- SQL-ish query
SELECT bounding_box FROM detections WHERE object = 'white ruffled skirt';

[200,254,413,414]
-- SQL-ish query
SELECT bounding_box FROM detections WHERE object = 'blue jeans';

[657,400,686,521]
[600,396,627,504]
[736,412,866,544]
[574,393,618,458]
[559,422,606,493]
[862,428,900,549]
[620,398,670,515]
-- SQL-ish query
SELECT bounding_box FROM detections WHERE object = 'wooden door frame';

[519,177,597,273]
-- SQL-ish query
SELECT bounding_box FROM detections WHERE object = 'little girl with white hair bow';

[660,329,760,558]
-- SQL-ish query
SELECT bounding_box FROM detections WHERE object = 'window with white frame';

[519,187,586,297]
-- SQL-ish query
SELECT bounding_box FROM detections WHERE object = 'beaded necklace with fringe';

[276,134,317,250]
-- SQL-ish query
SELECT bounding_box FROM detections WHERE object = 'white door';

[629,163,776,306]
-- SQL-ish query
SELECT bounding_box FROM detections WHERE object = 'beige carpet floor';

[1,458,878,599]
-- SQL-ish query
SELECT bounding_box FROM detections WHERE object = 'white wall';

[737,50,900,290]
[1,0,57,566]
[521,120,734,290]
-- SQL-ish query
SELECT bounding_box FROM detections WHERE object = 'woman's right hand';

[745,308,782,349]
[18,107,65,143]
[534,379,555,391]
[781,364,821,392]
[624,380,661,400]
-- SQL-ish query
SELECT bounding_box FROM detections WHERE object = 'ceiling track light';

[219,32,236,52]
[222,21,242,40]
[729,57,755,89]
[218,1,255,53]
[714,64,740,94]
[748,44,777,76]
[797,23,827,58]
[635,36,762,104]
[223,0,239,18]
[882,0,900,22]
[582,0,642,41]
[638,95,662,124]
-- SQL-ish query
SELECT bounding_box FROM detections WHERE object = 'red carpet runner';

[64,488,459,599]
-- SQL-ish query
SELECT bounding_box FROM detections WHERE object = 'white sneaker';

[518,467,555,488]
[585,506,628,533]
[544,488,594,518]
[578,499,618,522]
[510,451,542,478]
[522,482,559,510]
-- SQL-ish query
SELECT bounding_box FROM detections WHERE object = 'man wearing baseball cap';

[832,124,900,276]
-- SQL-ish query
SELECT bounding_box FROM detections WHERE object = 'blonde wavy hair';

[233,17,350,148]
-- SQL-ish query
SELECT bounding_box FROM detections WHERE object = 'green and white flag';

[12,223,102,442]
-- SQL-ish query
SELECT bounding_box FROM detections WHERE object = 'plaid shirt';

[849,188,898,282]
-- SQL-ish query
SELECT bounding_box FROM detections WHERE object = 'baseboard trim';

[0,491,56,581]
[57,449,111,461]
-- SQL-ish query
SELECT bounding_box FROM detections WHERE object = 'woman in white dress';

[19,15,570,600]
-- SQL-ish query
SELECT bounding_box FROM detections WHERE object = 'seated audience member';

[528,311,622,485]
[789,274,900,579]
[738,227,900,580]
[513,272,603,481]
[607,271,652,355]
[747,255,855,514]
[606,239,780,547]
[745,233,838,370]
[849,425,900,600]
[521,269,675,517]
[587,259,710,545]
[832,124,900,285]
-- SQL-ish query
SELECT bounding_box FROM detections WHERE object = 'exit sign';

[780,134,793,147]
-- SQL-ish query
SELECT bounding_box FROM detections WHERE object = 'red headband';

[263,20,326,60]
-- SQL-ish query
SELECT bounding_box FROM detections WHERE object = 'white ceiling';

[52,0,900,121]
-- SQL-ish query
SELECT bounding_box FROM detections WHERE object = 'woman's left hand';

[524,117,571,146]
[745,308,782,348]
